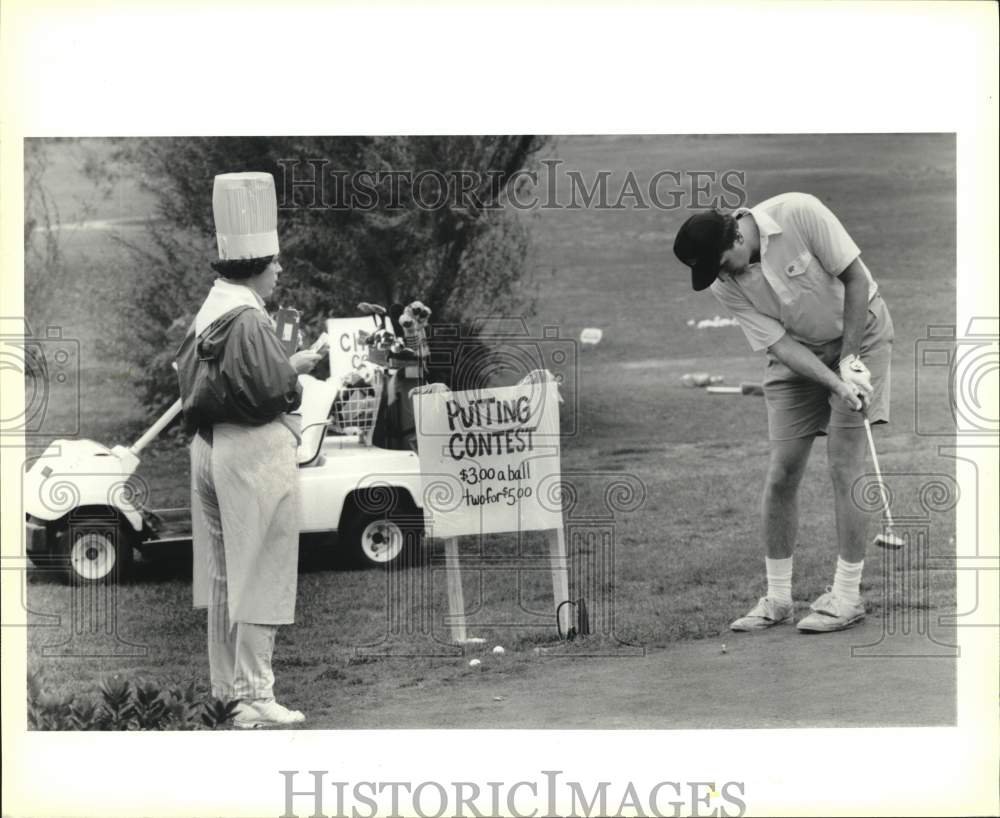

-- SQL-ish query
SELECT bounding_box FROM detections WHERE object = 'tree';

[24,142,76,339]
[102,136,550,412]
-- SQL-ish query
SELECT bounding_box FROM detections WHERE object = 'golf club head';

[873,531,905,550]
[358,302,388,329]
[365,303,388,330]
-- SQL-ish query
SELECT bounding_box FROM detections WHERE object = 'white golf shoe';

[729,597,794,631]
[796,588,865,633]
[232,701,263,729]
[233,699,306,728]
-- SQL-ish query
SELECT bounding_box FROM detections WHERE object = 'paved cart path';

[313,621,956,729]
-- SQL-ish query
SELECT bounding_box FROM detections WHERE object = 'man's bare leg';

[730,436,815,631]
[762,436,815,559]
[794,425,870,631]
[827,425,869,564]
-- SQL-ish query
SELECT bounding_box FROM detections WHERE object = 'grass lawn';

[21,134,957,723]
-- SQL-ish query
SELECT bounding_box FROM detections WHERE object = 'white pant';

[195,431,280,701]
[207,602,278,702]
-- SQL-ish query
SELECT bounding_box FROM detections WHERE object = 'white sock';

[765,556,793,605]
[833,557,864,605]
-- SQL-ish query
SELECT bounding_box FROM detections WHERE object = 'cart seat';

[296,374,338,467]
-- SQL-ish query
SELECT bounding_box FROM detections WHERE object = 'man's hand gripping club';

[838,353,873,412]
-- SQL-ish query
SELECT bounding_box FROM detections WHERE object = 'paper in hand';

[309,332,330,355]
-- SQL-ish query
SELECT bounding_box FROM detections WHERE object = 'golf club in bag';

[357,302,387,329]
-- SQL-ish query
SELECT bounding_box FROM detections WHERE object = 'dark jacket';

[176,306,302,435]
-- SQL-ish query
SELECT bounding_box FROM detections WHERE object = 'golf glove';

[838,354,873,404]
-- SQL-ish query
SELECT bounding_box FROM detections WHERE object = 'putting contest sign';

[413,378,563,538]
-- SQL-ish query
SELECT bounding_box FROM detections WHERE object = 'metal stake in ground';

[862,412,905,550]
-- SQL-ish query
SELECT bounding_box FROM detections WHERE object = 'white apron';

[191,418,300,624]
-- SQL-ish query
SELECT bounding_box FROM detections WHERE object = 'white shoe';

[730,597,794,631]
[796,588,865,633]
[232,700,264,729]
[234,699,306,728]
[253,699,306,725]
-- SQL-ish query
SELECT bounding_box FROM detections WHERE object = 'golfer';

[673,192,893,633]
[179,172,321,726]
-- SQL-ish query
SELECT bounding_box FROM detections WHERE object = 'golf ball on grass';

[492,645,505,656]
[468,659,481,668]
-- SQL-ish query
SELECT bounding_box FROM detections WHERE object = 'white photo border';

[2,2,997,817]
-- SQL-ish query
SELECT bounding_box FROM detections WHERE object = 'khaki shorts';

[763,294,894,441]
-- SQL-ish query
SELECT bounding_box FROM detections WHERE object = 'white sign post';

[413,375,572,642]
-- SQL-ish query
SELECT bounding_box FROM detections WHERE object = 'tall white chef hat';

[212,172,279,260]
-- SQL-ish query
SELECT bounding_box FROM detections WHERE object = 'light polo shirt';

[710,192,878,352]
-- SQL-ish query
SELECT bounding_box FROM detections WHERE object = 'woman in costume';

[178,172,320,728]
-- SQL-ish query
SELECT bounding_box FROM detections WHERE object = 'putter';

[862,411,905,550]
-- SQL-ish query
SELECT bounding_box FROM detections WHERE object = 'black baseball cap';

[673,210,729,291]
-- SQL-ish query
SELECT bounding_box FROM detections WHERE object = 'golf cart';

[24,345,428,585]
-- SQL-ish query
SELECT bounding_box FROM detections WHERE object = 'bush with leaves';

[89,136,551,415]
[27,670,242,731]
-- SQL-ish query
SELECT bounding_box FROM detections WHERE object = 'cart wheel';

[52,514,133,585]
[344,500,424,568]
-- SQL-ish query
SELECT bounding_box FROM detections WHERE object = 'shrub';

[27,670,241,731]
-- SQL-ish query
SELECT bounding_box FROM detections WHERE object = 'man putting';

[673,192,894,633]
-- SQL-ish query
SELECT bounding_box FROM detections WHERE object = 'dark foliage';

[27,670,241,731]
[92,136,551,413]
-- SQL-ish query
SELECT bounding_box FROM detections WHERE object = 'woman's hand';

[290,350,323,373]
